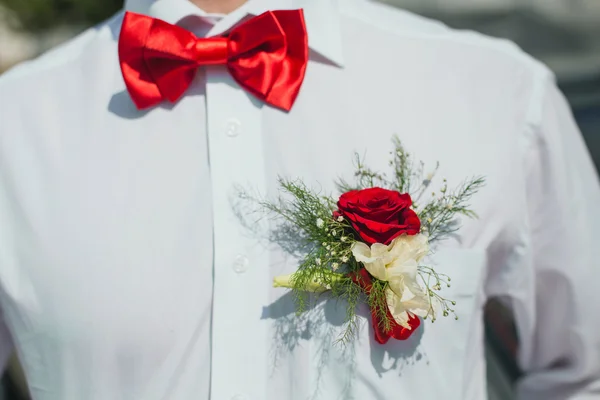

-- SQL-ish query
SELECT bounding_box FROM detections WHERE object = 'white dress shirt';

[0,0,599,399]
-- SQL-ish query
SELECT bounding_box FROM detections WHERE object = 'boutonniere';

[242,137,484,345]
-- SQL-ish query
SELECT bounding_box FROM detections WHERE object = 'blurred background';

[0,0,599,399]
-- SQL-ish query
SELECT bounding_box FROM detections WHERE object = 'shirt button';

[232,254,249,274]
[225,118,242,137]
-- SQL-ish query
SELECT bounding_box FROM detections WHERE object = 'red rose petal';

[337,188,420,245]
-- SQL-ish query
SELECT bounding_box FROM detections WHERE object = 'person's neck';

[188,0,247,13]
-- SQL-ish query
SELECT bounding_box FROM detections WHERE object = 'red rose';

[337,187,420,245]
[351,268,420,344]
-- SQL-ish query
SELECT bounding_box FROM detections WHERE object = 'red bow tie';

[118,10,308,111]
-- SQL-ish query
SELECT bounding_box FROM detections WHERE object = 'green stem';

[273,270,345,293]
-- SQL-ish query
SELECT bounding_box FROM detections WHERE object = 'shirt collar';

[123,0,344,67]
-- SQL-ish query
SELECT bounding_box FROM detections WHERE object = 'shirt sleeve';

[0,307,14,373]
[509,70,600,399]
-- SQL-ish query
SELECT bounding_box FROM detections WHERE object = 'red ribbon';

[351,268,421,344]
[118,10,308,111]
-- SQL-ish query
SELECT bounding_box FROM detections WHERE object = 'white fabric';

[0,0,599,399]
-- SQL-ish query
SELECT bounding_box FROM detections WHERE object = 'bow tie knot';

[190,38,229,65]
[119,10,308,111]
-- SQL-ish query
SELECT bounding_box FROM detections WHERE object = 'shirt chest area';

[0,65,514,362]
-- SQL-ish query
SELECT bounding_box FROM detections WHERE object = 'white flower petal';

[386,284,429,329]
[352,242,388,280]
[407,280,428,300]
[408,234,429,262]
[353,235,429,291]
[403,291,430,312]
[393,312,412,329]
[363,259,388,282]
[371,242,390,258]
[388,234,429,265]
[387,275,406,298]
[351,242,375,263]
[385,289,413,329]
[387,259,418,280]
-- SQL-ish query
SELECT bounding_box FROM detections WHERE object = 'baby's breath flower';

[337,215,344,222]
[332,263,339,271]
[341,236,347,242]
[341,256,349,263]
[316,218,324,228]
[315,258,322,266]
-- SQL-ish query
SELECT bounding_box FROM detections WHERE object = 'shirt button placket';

[205,65,268,400]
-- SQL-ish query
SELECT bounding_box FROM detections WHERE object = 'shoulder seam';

[339,3,548,69]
